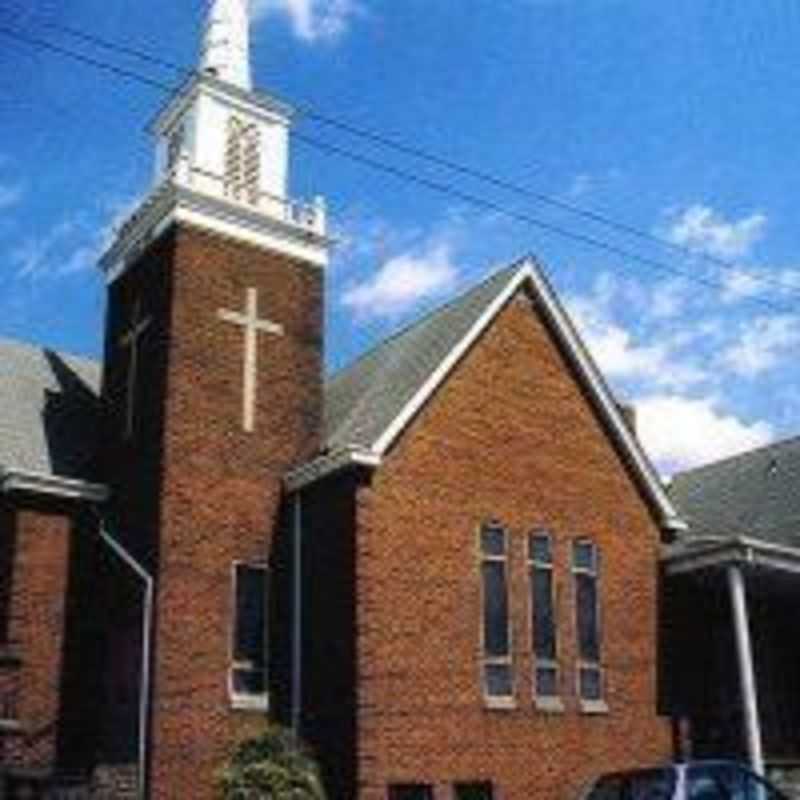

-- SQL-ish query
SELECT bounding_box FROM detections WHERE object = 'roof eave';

[663,534,800,576]
[284,447,381,492]
[0,468,109,503]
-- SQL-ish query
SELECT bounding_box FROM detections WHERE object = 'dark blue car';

[582,761,790,800]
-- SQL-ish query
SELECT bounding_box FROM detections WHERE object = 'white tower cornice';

[201,0,252,91]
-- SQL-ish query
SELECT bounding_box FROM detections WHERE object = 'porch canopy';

[663,437,800,778]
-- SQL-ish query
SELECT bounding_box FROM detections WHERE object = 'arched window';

[224,116,261,205]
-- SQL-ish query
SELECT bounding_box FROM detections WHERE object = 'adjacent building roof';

[0,337,101,485]
[669,436,800,549]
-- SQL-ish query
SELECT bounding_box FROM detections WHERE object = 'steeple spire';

[201,0,252,90]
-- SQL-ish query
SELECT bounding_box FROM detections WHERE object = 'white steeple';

[200,0,252,91]
[100,0,329,282]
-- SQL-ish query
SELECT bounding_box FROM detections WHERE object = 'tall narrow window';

[529,531,560,704]
[480,522,513,705]
[230,563,268,710]
[224,116,261,205]
[572,539,603,706]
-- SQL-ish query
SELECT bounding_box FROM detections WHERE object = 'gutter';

[663,534,800,575]
[0,468,109,503]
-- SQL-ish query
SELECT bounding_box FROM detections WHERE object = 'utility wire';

[1,22,796,315]
[294,133,796,314]
[2,14,796,303]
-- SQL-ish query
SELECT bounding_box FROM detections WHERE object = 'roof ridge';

[672,433,800,480]
[327,259,526,386]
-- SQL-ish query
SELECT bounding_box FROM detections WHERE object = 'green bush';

[218,726,327,800]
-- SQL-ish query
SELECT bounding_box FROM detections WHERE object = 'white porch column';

[727,563,764,775]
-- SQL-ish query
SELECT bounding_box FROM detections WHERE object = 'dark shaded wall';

[663,569,800,762]
[297,472,360,799]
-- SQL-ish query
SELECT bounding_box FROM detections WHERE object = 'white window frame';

[229,561,269,712]
[572,538,607,713]
[528,530,563,712]
[478,521,514,709]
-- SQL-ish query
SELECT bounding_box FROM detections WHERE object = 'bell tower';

[97,1,328,796]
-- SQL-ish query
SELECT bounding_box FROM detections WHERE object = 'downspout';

[291,490,303,736]
[93,512,153,800]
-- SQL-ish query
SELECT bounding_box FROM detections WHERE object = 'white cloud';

[341,241,459,318]
[720,266,800,303]
[635,394,773,474]
[0,183,22,210]
[664,204,767,260]
[567,279,709,390]
[720,315,800,378]
[10,194,143,279]
[251,0,361,42]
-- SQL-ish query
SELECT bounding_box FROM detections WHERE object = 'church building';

[0,1,704,798]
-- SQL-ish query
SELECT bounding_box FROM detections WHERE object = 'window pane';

[576,573,599,661]
[231,667,266,696]
[481,526,505,557]
[586,776,626,800]
[234,565,267,668]
[530,533,552,564]
[573,540,595,571]
[455,783,494,800]
[532,567,556,660]
[389,785,434,800]
[484,663,513,697]
[629,770,676,800]
[482,561,509,656]
[688,765,787,800]
[536,665,559,698]
[579,666,603,701]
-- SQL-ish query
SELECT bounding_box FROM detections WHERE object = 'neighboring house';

[1,0,772,798]
[664,439,800,795]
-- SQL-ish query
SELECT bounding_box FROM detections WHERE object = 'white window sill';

[484,696,516,711]
[534,696,565,714]
[579,699,609,715]
[230,694,269,713]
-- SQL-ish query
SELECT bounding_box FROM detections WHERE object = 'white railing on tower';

[168,155,326,236]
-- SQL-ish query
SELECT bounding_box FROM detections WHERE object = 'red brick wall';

[100,223,323,799]
[353,289,671,800]
[0,499,72,771]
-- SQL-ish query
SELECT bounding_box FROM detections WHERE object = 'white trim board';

[0,468,109,502]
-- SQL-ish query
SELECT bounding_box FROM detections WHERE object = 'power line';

[0,25,173,93]
[0,21,796,315]
[3,14,795,303]
[294,134,797,315]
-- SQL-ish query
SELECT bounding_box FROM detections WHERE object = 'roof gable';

[0,337,102,485]
[307,259,685,532]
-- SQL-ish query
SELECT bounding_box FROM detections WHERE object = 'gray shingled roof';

[0,337,101,482]
[324,262,522,450]
[669,437,800,549]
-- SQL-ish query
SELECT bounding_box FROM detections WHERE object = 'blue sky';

[1,0,799,474]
